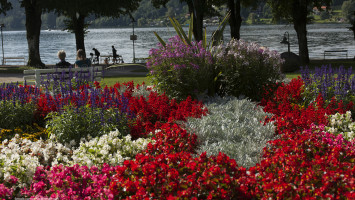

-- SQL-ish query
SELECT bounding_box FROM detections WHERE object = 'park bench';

[3,57,26,65]
[323,50,348,60]
[23,66,103,86]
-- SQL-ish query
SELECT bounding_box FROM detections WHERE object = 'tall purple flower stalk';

[301,65,355,104]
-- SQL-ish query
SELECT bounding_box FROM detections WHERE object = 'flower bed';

[0,64,354,199]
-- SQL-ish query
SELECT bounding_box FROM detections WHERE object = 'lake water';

[1,23,354,65]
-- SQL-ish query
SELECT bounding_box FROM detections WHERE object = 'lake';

[1,23,354,65]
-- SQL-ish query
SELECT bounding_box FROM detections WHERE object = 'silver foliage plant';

[183,96,276,168]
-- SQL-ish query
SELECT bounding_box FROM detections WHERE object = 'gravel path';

[0,73,23,83]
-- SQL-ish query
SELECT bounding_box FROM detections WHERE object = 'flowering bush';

[325,111,355,141]
[147,35,214,100]
[184,96,276,168]
[211,39,284,100]
[46,105,129,146]
[72,130,154,167]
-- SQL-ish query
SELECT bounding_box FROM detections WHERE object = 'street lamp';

[0,24,4,65]
[130,16,137,63]
[280,31,290,56]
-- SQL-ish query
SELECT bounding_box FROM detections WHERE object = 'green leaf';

[173,17,192,46]
[203,27,207,48]
[208,11,231,49]
[169,17,185,44]
[153,31,166,47]
[188,13,193,41]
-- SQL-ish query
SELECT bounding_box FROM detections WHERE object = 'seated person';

[74,49,91,68]
[56,50,71,68]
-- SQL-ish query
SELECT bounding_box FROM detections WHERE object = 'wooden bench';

[23,66,103,86]
[323,50,348,59]
[3,57,26,65]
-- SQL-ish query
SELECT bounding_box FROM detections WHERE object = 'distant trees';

[266,0,332,64]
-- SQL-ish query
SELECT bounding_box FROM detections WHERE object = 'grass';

[100,76,150,87]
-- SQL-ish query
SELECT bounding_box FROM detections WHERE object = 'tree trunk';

[292,1,309,64]
[187,0,204,41]
[228,0,242,40]
[71,14,86,53]
[24,0,45,68]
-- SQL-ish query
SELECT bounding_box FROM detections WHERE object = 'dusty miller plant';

[183,96,276,168]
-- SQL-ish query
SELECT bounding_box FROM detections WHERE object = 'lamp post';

[0,24,4,65]
[130,17,137,63]
[280,31,290,56]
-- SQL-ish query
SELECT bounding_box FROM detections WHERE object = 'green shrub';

[46,105,128,146]
[0,100,36,130]
[183,96,276,168]
[211,39,284,101]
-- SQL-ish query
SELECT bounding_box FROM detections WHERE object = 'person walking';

[55,50,71,68]
[112,45,118,64]
[92,48,100,64]
[74,49,91,68]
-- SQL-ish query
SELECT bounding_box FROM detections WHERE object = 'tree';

[267,0,332,64]
[152,0,219,41]
[21,0,45,67]
[342,0,355,40]
[226,0,258,40]
[46,0,142,53]
[1,0,45,67]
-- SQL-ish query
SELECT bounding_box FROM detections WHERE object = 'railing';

[3,57,26,65]
[323,50,348,59]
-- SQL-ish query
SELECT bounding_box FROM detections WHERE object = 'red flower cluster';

[260,78,354,134]
[109,152,251,199]
[128,92,207,139]
[144,123,198,155]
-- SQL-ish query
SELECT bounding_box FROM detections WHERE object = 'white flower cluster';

[72,130,154,167]
[325,111,355,141]
[0,130,153,186]
[0,134,72,186]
